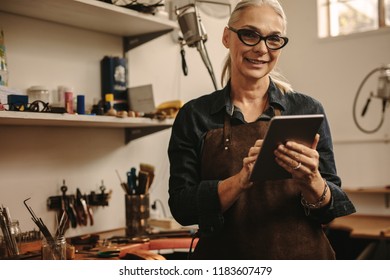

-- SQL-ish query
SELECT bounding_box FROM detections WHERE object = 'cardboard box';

[127,84,155,113]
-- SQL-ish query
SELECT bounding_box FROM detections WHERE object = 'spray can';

[65,91,74,114]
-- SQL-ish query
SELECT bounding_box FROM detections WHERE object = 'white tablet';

[249,114,324,182]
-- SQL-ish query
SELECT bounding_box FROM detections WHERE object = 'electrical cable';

[151,199,167,218]
[111,0,164,14]
[196,41,218,90]
[352,66,388,134]
[187,230,199,260]
[196,40,218,90]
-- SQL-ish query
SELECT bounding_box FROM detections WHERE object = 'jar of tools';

[41,236,66,260]
[0,220,22,258]
[9,220,21,254]
[125,194,150,237]
[0,234,6,258]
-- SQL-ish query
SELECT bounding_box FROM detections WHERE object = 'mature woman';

[168,0,355,259]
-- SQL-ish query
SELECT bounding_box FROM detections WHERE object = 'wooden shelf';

[0,0,177,37]
[0,0,177,141]
[0,111,173,143]
[344,187,390,194]
[344,186,390,208]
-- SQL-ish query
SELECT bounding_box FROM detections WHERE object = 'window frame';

[318,0,390,38]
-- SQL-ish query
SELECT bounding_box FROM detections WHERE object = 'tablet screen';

[249,114,324,182]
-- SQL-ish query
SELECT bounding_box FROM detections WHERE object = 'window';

[317,0,390,38]
[386,0,390,25]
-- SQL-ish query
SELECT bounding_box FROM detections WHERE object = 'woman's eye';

[241,30,258,39]
[268,36,281,42]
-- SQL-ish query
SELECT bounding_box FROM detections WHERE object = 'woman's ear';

[222,27,230,48]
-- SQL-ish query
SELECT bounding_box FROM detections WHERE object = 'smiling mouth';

[245,58,268,64]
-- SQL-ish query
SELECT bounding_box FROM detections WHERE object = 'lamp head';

[175,3,207,47]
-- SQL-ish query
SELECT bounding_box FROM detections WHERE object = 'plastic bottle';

[64,91,74,114]
[0,29,9,87]
[105,93,117,116]
[54,85,72,108]
[77,95,85,114]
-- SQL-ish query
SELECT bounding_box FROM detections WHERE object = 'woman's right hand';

[218,139,264,211]
[240,139,263,189]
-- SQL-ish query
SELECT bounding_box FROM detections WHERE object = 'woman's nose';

[252,39,268,55]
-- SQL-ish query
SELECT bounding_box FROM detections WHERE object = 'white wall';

[0,7,228,237]
[1,0,389,238]
[278,0,390,215]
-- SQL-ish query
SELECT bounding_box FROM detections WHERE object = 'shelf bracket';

[125,125,172,143]
[123,29,173,52]
[385,193,389,208]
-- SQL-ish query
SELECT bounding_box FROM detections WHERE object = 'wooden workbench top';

[329,214,390,239]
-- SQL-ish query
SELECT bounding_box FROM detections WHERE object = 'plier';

[61,183,77,228]
[75,188,88,226]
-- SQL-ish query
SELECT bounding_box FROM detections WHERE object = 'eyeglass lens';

[234,28,288,50]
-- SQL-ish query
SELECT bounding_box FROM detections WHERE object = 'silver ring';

[293,162,301,170]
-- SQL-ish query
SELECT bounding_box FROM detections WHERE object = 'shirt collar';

[209,82,231,115]
[210,78,287,116]
[268,79,287,111]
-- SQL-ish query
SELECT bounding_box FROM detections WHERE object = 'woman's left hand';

[274,133,331,207]
[274,134,322,184]
[274,133,331,206]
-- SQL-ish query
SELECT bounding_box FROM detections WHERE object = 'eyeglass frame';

[227,26,289,50]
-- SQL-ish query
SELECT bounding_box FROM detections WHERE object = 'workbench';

[330,214,390,239]
[11,227,197,260]
[328,214,390,259]
[75,237,197,260]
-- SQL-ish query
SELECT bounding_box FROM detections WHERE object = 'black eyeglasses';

[227,26,288,50]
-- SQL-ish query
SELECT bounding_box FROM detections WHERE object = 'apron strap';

[223,113,231,151]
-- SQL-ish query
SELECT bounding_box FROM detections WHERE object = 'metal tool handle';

[180,46,188,76]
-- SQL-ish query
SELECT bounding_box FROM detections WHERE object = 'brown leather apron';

[193,111,335,260]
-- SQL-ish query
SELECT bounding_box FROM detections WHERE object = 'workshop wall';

[278,0,390,215]
[1,0,389,238]
[0,9,227,237]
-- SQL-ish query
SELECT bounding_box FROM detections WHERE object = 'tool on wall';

[75,188,88,227]
[47,180,111,228]
[353,64,390,134]
[59,182,77,228]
